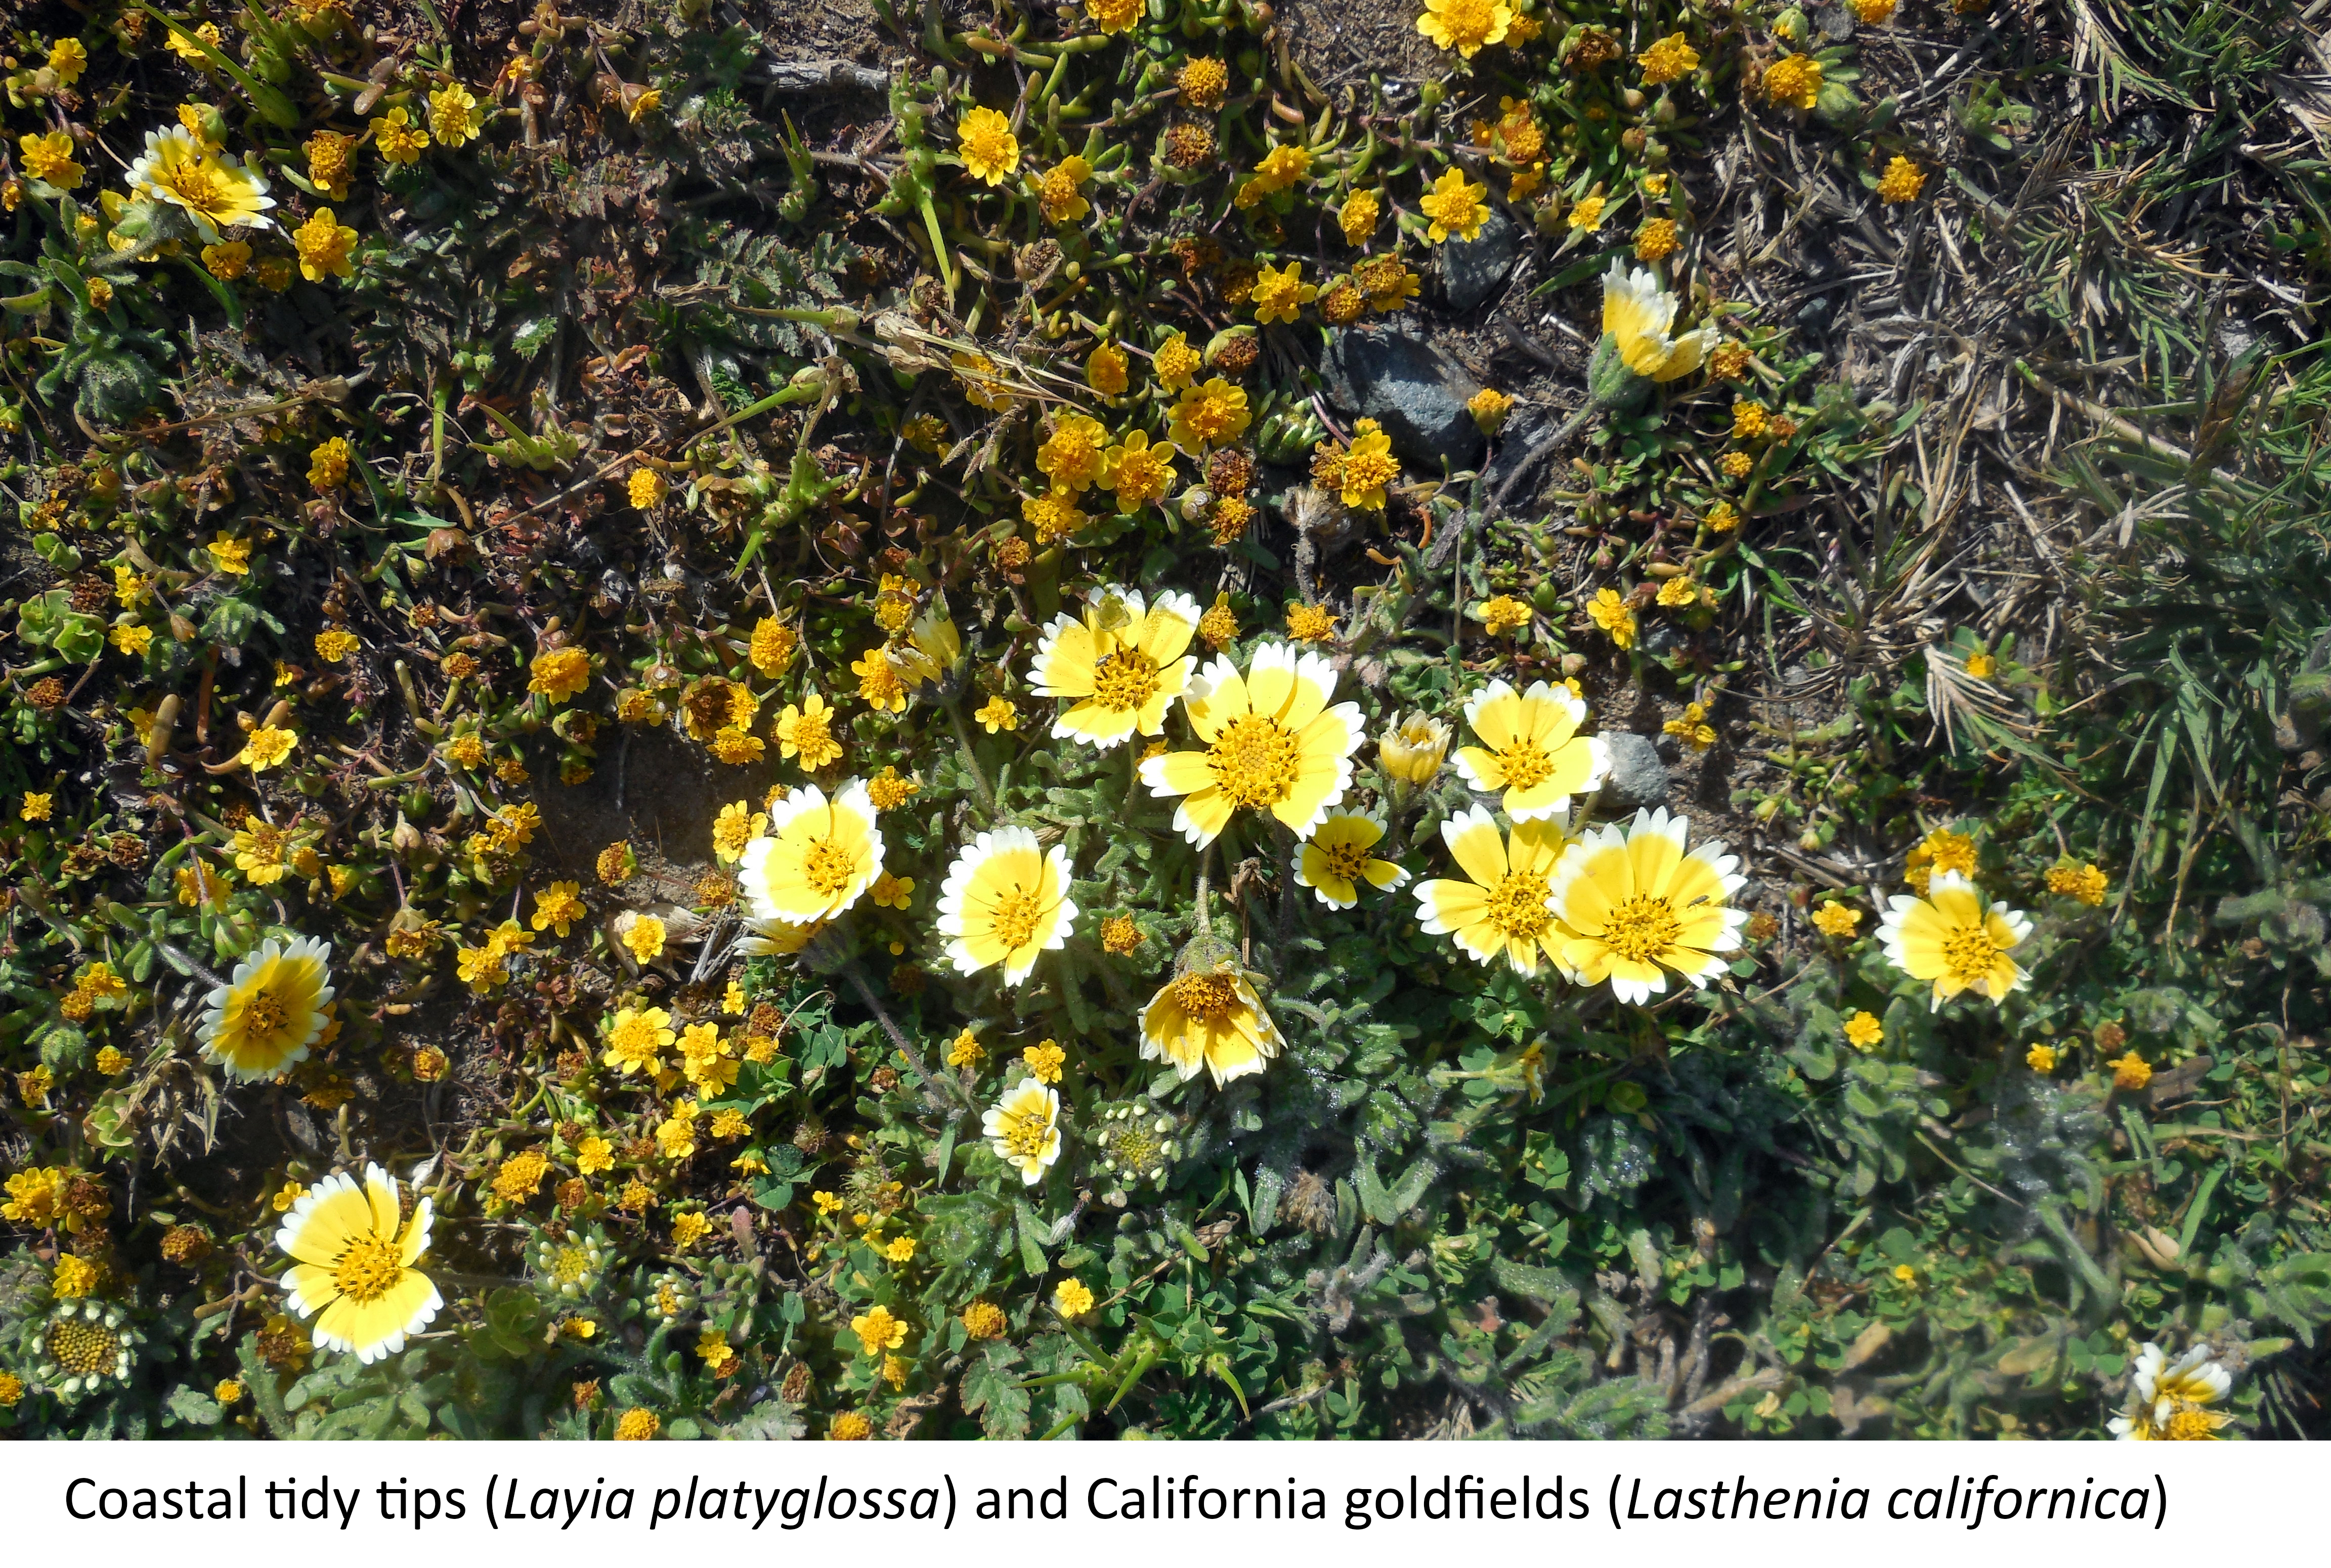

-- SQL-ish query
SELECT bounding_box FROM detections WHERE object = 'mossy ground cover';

[2,0,2329,1440]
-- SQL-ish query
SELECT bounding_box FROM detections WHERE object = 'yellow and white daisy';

[1875,870,2031,1009]
[1546,807,1747,1002]
[982,1079,1062,1185]
[125,124,276,244]
[1295,813,1410,908]
[275,1163,442,1364]
[936,826,1078,987]
[1413,806,1572,974]
[1138,642,1363,847]
[1139,955,1284,1085]
[736,780,884,925]
[1452,678,1610,821]
[199,935,334,1081]
[1601,259,1715,382]
[1029,586,1202,749]
[2110,1342,2234,1440]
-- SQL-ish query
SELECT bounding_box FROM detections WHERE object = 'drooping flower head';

[1547,808,1747,1002]
[276,1164,441,1363]
[737,780,885,925]
[126,125,275,243]
[1140,937,1283,1085]
[1875,872,2031,1009]
[1139,642,1364,847]
[1415,807,1572,974]
[1599,259,1716,381]
[983,1079,1063,1184]
[937,826,1078,987]
[1030,586,1201,749]
[199,935,335,1081]
[1454,679,1611,821]
[1296,814,1411,908]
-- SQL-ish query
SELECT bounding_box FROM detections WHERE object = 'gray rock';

[1321,326,1486,473]
[1600,731,1670,810]
[1440,209,1522,314]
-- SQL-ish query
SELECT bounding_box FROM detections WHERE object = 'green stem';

[944,698,998,815]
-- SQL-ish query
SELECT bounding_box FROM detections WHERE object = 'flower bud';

[1378,711,1450,788]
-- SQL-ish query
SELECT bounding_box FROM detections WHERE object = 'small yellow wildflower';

[1844,1011,1884,1051]
[1477,595,1531,636]
[1812,903,1862,938]
[1086,340,1128,397]
[293,208,359,282]
[1418,167,1490,244]
[2026,1042,2058,1072]
[1054,1278,1096,1318]
[1416,0,1513,58]
[1877,155,1926,203]
[1285,603,1339,643]
[371,107,429,164]
[1023,1040,1066,1084]
[974,695,1020,733]
[2110,1053,2152,1092]
[850,1304,910,1355]
[308,435,353,491]
[428,82,485,147]
[1636,32,1700,85]
[957,106,1019,186]
[1249,260,1317,325]
[208,535,252,575]
[1764,54,1824,112]
[2047,861,2110,906]
[20,132,85,190]
[238,726,297,772]
[1587,587,1636,649]
[1467,387,1515,434]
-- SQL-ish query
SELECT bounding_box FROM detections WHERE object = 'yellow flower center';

[788,710,832,750]
[1173,971,1239,1020]
[1494,740,1553,792]
[47,1319,122,1376]
[1484,870,1554,943]
[1321,840,1372,884]
[163,161,226,214]
[1206,713,1301,809]
[987,888,1044,953]
[333,1234,404,1305]
[241,987,290,1041]
[1940,924,1999,986]
[802,838,857,896]
[996,1105,1051,1160]
[1091,649,1161,712]
[1603,893,1682,963]
[2163,1408,2220,1441]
